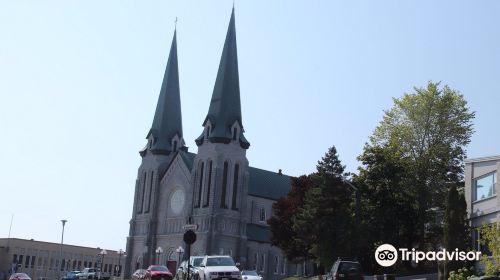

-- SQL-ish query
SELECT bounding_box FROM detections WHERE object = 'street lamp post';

[155,247,163,265]
[175,246,184,270]
[99,249,107,280]
[60,219,68,279]
[117,249,125,278]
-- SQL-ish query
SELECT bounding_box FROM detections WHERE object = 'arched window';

[231,164,240,210]
[259,207,266,222]
[274,256,279,274]
[260,254,265,272]
[220,162,229,208]
[232,127,237,140]
[203,161,213,207]
[172,140,177,152]
[196,162,205,208]
[205,125,212,139]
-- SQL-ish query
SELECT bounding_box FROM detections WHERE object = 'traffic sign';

[183,224,198,230]
[183,230,196,245]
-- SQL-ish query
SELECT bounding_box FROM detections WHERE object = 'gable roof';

[248,167,291,200]
[179,151,291,201]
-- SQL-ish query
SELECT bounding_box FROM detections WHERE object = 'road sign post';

[183,229,197,280]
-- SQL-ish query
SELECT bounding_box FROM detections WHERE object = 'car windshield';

[242,271,258,276]
[338,262,361,273]
[206,257,235,267]
[16,274,29,278]
[192,258,203,267]
[151,266,169,272]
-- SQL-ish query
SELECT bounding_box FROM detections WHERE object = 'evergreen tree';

[293,146,354,270]
[442,184,470,279]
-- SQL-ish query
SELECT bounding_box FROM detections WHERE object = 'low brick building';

[0,238,124,280]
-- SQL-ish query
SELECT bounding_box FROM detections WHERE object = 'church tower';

[125,29,184,275]
[190,7,250,264]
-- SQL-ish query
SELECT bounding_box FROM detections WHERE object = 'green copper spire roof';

[196,8,250,149]
[147,30,183,154]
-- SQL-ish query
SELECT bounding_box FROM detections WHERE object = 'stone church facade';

[124,9,305,280]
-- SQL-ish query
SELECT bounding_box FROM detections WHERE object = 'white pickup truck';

[197,256,241,280]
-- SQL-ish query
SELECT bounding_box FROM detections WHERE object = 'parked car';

[326,260,363,280]
[62,271,80,280]
[132,269,148,280]
[197,256,241,280]
[146,265,173,280]
[77,268,97,280]
[177,256,205,280]
[9,273,31,280]
[241,271,262,280]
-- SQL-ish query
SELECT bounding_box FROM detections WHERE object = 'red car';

[146,265,173,280]
[9,273,31,280]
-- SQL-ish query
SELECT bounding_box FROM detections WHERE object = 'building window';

[274,256,279,274]
[24,256,30,268]
[474,172,497,201]
[231,164,240,210]
[474,227,493,256]
[253,253,258,270]
[31,256,36,268]
[12,254,18,264]
[196,162,205,208]
[173,140,178,152]
[232,127,238,141]
[221,162,229,208]
[145,171,154,213]
[282,258,287,275]
[138,172,147,213]
[260,254,265,272]
[259,208,266,222]
[203,161,213,207]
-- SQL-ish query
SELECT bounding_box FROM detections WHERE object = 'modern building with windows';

[124,8,308,280]
[464,155,499,255]
[0,238,124,280]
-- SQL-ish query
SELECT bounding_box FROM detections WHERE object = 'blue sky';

[1,0,499,251]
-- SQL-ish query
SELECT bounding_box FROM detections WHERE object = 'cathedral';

[124,9,299,280]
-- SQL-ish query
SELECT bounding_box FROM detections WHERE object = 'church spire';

[196,8,250,149]
[146,30,184,154]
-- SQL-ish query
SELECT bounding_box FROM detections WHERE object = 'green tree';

[479,222,500,276]
[357,81,475,273]
[293,146,354,270]
[442,184,470,279]
[268,175,315,262]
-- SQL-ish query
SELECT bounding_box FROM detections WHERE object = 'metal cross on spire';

[174,17,178,30]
